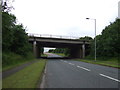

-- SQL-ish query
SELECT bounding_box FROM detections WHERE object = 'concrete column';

[33,41,41,58]
[33,41,37,58]
[82,44,85,58]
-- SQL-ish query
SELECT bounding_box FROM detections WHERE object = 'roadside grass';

[2,52,35,72]
[3,59,46,88]
[41,53,48,57]
[76,58,120,68]
[52,53,66,57]
[2,60,35,72]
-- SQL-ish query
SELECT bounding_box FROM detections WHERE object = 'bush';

[2,52,34,68]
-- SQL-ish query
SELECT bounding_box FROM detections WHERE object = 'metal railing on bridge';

[28,33,80,40]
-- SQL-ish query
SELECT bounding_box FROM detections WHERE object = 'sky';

[11,0,119,52]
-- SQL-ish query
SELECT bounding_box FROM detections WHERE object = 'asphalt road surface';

[44,53,120,88]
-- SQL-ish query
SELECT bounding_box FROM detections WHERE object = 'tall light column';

[86,18,96,61]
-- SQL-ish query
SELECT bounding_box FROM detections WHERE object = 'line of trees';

[48,19,120,60]
[90,19,120,59]
[2,1,33,67]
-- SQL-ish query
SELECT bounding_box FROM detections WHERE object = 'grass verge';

[52,53,66,57]
[41,53,48,57]
[3,59,46,88]
[2,60,35,72]
[2,52,35,72]
[76,59,120,68]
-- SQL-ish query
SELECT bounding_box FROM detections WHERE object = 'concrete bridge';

[28,34,90,58]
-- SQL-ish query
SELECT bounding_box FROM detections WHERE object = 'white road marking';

[77,65,91,71]
[99,73,120,82]
[64,61,67,63]
[69,63,74,65]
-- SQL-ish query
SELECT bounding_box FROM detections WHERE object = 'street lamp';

[86,18,96,61]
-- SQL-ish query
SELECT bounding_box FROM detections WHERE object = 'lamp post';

[86,18,96,61]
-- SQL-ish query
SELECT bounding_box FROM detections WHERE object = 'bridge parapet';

[28,33,80,40]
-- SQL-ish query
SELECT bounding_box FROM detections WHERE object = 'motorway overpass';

[28,34,90,58]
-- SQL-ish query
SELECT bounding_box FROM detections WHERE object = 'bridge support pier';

[82,44,85,58]
[33,41,41,58]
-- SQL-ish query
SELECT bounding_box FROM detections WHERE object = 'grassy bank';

[3,60,36,72]
[41,53,48,57]
[3,59,46,88]
[51,53,66,57]
[76,58,120,68]
[2,52,35,71]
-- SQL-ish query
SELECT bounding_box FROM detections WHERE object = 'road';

[43,53,120,88]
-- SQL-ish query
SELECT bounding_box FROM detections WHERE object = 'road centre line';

[61,60,119,83]
[77,66,91,71]
[64,62,90,71]
[99,73,120,82]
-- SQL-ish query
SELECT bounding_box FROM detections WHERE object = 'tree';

[2,12,16,52]
[10,24,30,56]
[1,0,14,12]
[2,0,32,56]
[79,36,93,41]
[89,18,120,58]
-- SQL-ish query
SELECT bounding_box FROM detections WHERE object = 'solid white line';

[99,73,120,82]
[77,66,91,71]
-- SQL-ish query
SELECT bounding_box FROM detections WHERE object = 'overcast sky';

[11,0,119,38]
[11,0,119,51]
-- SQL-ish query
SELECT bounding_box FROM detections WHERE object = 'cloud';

[12,0,119,38]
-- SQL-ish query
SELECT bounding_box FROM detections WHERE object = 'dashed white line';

[99,73,120,82]
[77,65,91,71]
[61,60,120,83]
[63,61,90,71]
